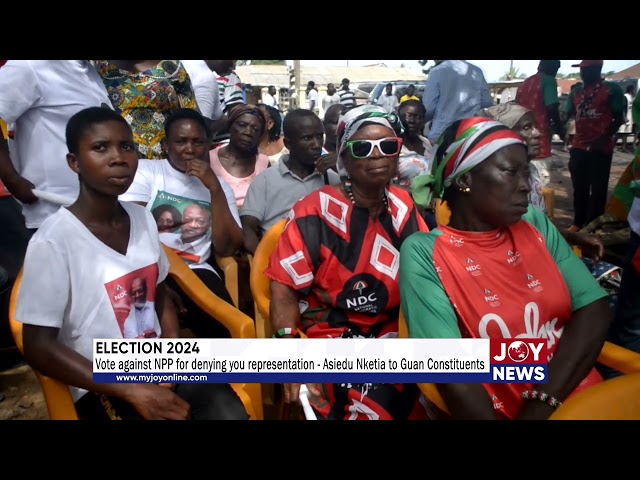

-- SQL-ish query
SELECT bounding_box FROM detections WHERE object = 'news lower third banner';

[93,338,548,384]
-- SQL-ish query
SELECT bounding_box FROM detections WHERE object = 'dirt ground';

[0,145,635,421]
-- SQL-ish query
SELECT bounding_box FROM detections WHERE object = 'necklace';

[344,179,389,212]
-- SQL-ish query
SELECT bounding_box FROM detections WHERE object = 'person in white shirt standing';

[306,81,319,115]
[180,60,223,140]
[263,85,278,109]
[0,60,112,232]
[377,83,399,114]
[16,106,248,419]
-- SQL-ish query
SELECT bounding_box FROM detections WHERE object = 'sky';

[298,60,640,82]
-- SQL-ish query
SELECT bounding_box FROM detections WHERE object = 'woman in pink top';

[209,105,269,207]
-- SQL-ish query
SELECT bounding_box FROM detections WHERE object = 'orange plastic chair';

[550,372,640,420]
[248,219,287,413]
[434,199,451,227]
[249,218,288,340]
[213,254,239,308]
[398,309,640,417]
[9,245,263,420]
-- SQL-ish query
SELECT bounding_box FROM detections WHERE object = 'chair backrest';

[250,219,287,339]
[398,309,450,415]
[213,255,239,309]
[434,199,450,227]
[9,247,263,420]
[9,269,79,420]
[550,372,640,420]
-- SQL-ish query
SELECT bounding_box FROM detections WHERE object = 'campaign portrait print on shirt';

[150,190,212,265]
[103,263,160,339]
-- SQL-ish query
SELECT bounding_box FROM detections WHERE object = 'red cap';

[571,60,604,68]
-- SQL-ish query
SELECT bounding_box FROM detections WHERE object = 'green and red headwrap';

[412,117,526,206]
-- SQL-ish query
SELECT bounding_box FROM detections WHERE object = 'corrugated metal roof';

[235,65,426,89]
[606,62,640,80]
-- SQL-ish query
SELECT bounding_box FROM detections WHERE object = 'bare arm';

[241,215,262,255]
[517,297,610,420]
[437,383,497,420]
[546,103,566,139]
[0,134,37,203]
[156,281,180,339]
[270,281,300,335]
[186,159,242,257]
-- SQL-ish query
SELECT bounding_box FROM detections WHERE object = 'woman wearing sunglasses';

[265,105,429,420]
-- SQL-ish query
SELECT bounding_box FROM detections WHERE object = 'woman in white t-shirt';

[120,108,243,339]
[15,106,247,420]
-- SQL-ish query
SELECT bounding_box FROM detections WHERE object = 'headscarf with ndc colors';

[411,117,527,207]
[335,104,403,177]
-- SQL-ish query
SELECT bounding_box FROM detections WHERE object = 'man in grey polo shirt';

[241,109,340,254]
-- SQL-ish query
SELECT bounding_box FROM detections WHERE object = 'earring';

[460,187,471,193]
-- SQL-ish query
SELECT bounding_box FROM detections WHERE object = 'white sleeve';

[15,239,70,328]
[181,60,216,120]
[0,61,42,123]
[157,242,169,284]
[119,160,154,204]
[218,175,241,227]
[210,77,223,121]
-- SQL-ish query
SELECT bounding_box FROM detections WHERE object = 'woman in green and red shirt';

[402,117,611,420]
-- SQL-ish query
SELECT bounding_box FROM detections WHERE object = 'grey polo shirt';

[240,154,341,233]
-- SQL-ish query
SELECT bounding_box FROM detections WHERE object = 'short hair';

[66,106,130,155]
[324,103,346,120]
[386,83,393,88]
[342,78,350,84]
[164,108,208,139]
[308,81,315,88]
[398,99,426,117]
[283,108,320,138]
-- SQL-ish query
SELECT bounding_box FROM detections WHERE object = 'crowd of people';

[0,59,638,420]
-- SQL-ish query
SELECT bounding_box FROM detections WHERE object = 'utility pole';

[288,60,301,110]
[294,60,301,109]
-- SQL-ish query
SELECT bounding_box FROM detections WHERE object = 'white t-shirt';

[263,93,278,109]
[307,89,319,111]
[0,60,112,228]
[15,202,169,402]
[181,60,223,121]
[119,159,241,275]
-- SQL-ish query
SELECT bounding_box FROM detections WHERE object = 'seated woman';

[15,106,247,419]
[480,102,605,261]
[400,117,611,420]
[265,105,429,420]
[209,105,270,208]
[120,108,243,339]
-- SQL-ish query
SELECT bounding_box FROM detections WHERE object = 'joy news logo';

[489,339,548,383]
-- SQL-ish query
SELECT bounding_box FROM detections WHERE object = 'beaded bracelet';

[272,327,301,338]
[521,389,562,408]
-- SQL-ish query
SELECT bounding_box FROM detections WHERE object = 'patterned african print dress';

[95,60,199,160]
[265,185,429,420]
[400,205,607,420]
